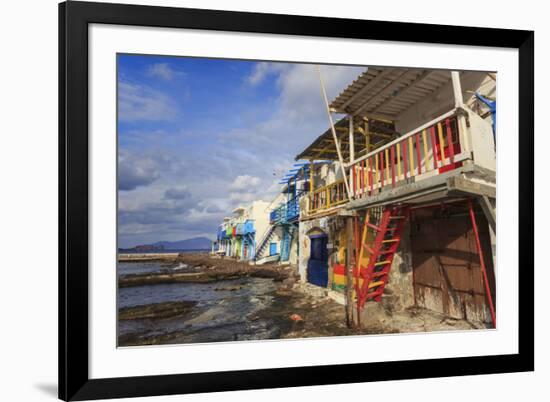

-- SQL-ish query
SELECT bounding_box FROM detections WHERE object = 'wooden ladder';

[355,205,409,309]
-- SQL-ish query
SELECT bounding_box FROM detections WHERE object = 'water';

[118,261,280,344]
[118,248,210,254]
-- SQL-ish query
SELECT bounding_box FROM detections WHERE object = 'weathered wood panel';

[411,205,495,323]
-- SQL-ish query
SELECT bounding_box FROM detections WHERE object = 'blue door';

[269,242,277,256]
[307,234,328,287]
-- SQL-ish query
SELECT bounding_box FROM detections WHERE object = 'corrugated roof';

[330,67,453,118]
[295,116,397,161]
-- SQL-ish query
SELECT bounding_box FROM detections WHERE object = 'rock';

[118,301,197,320]
[290,313,304,322]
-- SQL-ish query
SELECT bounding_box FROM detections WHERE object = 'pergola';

[297,66,490,164]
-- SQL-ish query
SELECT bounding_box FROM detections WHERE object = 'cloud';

[118,81,176,122]
[146,63,184,81]
[228,175,261,191]
[118,151,161,191]
[246,62,287,86]
[117,59,366,247]
[164,187,191,200]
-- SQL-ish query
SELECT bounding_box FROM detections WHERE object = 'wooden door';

[411,206,495,323]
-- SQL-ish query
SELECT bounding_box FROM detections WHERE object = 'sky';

[117,54,365,248]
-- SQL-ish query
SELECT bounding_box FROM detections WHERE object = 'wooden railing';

[270,196,300,223]
[349,110,468,199]
[308,179,348,214]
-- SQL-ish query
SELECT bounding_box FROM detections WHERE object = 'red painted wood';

[352,164,356,196]
[369,156,374,195]
[415,133,422,175]
[430,125,438,169]
[361,159,365,197]
[390,145,396,188]
[468,199,496,328]
[401,140,408,179]
[445,118,455,163]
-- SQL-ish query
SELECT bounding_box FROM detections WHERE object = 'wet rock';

[119,301,198,320]
[213,286,243,291]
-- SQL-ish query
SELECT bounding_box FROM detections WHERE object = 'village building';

[295,67,496,327]
[215,200,271,261]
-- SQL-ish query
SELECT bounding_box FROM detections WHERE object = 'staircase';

[280,224,297,262]
[356,205,409,309]
[254,224,277,261]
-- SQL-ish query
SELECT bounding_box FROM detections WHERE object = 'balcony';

[270,196,300,224]
[307,179,348,214]
[244,219,255,234]
[235,223,245,235]
[304,108,495,215]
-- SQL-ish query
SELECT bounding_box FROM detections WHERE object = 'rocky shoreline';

[118,253,293,288]
[117,253,481,347]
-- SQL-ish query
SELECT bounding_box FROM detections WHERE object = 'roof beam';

[335,68,396,112]
[369,70,434,114]
[352,69,410,117]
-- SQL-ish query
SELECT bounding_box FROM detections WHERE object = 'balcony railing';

[304,109,478,216]
[270,196,300,224]
[349,110,467,199]
[308,179,348,214]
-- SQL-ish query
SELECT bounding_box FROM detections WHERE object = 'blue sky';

[117,54,365,248]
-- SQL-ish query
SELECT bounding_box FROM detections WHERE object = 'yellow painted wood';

[422,129,430,171]
[385,148,390,183]
[368,281,384,289]
[333,274,364,286]
[375,260,391,266]
[437,122,446,164]
[309,160,314,194]
[396,143,402,179]
[408,136,415,177]
[382,239,398,243]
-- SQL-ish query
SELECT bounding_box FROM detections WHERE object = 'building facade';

[215,200,270,261]
[294,68,496,326]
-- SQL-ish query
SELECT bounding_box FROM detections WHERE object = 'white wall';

[249,200,271,250]
[1,1,547,402]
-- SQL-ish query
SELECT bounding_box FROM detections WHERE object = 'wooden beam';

[349,115,355,163]
[353,69,410,117]
[446,176,496,198]
[345,217,355,328]
[317,66,352,199]
[336,68,397,112]
[478,195,496,232]
[369,69,434,114]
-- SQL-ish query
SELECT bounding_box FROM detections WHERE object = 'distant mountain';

[120,237,212,252]
[151,237,212,250]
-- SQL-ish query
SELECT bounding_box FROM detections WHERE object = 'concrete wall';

[298,213,415,315]
[298,215,345,284]
[468,110,496,171]
[248,200,271,245]
[385,223,415,311]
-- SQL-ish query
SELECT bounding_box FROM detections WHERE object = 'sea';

[117,257,280,345]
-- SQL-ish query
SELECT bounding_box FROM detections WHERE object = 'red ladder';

[355,205,409,309]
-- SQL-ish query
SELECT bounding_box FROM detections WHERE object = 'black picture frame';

[59,1,534,400]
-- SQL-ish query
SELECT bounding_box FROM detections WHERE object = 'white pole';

[451,71,472,157]
[316,66,352,200]
[348,115,355,163]
[451,71,464,108]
